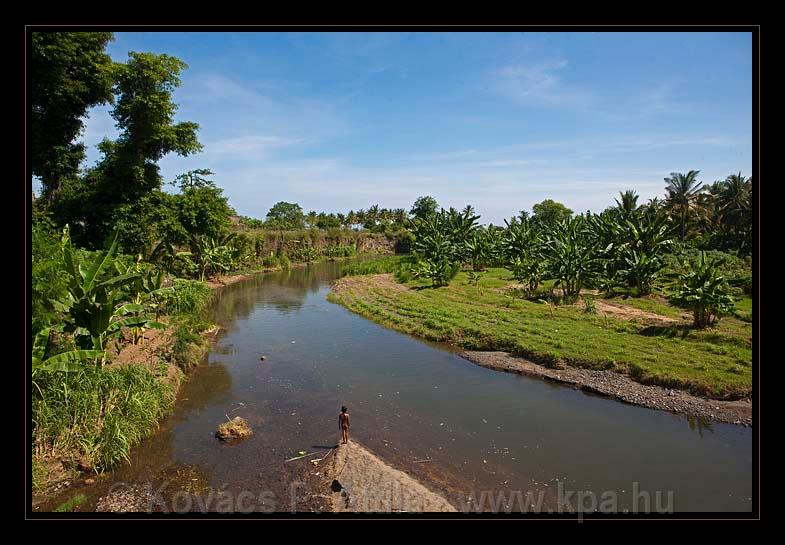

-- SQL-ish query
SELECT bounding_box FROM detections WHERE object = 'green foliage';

[53,227,149,356]
[286,242,319,263]
[31,32,115,201]
[261,254,280,268]
[668,251,737,328]
[171,319,207,368]
[582,296,598,314]
[531,199,573,230]
[32,212,70,330]
[325,244,357,258]
[412,258,460,287]
[331,267,751,397]
[266,201,305,230]
[48,51,202,248]
[509,256,546,296]
[340,255,411,277]
[409,196,439,221]
[163,279,213,316]
[172,174,233,243]
[32,363,178,471]
[465,270,485,294]
[664,170,704,241]
[542,216,601,302]
[54,494,87,513]
[503,215,544,294]
[189,234,236,280]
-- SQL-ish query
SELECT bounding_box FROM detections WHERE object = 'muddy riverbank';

[460,351,752,426]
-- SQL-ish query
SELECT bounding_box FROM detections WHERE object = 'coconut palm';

[614,190,640,219]
[664,170,704,241]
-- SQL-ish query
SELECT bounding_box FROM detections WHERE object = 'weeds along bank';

[229,227,399,265]
[31,273,216,495]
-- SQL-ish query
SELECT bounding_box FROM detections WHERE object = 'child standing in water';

[339,406,350,445]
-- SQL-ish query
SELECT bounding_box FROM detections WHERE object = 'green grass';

[328,268,752,398]
[54,494,87,512]
[340,255,411,277]
[33,363,180,472]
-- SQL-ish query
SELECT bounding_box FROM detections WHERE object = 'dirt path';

[317,442,457,513]
[460,351,752,426]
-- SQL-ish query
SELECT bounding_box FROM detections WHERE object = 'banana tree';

[149,238,194,276]
[32,326,105,373]
[542,216,601,302]
[668,251,736,327]
[190,234,235,280]
[52,226,148,363]
[115,257,171,344]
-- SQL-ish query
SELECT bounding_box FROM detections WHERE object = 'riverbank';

[32,268,263,508]
[31,255,397,512]
[328,272,753,426]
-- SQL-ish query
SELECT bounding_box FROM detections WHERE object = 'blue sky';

[36,31,752,225]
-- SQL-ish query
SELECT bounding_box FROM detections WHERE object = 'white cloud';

[494,59,591,107]
[203,135,303,158]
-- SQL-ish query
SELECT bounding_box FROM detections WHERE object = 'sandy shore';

[316,441,457,513]
[460,350,752,426]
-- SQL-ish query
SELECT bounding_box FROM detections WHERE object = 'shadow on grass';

[638,324,695,339]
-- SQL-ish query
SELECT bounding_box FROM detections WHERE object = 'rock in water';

[216,416,253,442]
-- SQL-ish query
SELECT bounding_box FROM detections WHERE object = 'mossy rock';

[216,416,253,442]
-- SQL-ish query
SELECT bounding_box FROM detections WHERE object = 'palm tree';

[614,190,639,218]
[392,208,408,227]
[664,170,704,241]
[355,209,367,230]
[717,173,751,226]
[306,211,318,230]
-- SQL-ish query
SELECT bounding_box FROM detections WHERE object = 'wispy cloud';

[493,59,591,107]
[203,135,303,158]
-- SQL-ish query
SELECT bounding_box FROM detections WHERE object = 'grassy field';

[328,267,752,399]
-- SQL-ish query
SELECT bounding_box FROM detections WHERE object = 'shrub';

[164,279,213,316]
[262,254,280,268]
[668,251,737,328]
[325,244,356,258]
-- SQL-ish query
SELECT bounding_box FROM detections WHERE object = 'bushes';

[668,251,737,327]
[32,212,70,331]
[324,244,357,258]
[163,279,213,316]
[261,254,280,268]
[664,245,751,297]
[32,363,179,471]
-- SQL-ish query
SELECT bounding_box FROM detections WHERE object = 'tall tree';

[266,202,305,230]
[664,170,703,241]
[531,199,573,230]
[57,51,202,247]
[31,32,115,203]
[410,196,439,221]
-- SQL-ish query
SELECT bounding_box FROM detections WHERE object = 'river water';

[38,260,753,513]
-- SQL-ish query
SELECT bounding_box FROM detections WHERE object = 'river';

[37,259,753,513]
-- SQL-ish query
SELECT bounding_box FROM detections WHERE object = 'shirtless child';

[338,406,350,445]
